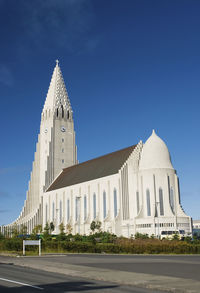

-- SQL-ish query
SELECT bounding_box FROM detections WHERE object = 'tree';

[43,223,51,241]
[134,232,149,239]
[90,221,96,233]
[66,223,72,235]
[59,222,65,234]
[11,224,19,238]
[49,222,55,234]
[57,222,66,240]
[20,225,28,239]
[90,220,102,233]
[95,221,102,232]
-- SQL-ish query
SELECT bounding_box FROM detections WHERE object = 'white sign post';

[23,239,41,256]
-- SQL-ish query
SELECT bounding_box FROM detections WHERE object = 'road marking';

[0,277,44,290]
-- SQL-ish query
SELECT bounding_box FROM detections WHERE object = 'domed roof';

[139,130,173,170]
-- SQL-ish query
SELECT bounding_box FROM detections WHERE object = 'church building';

[1,62,192,238]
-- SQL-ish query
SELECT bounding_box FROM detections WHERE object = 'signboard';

[23,239,41,256]
[24,240,40,245]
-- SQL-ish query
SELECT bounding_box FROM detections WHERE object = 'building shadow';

[0,280,119,292]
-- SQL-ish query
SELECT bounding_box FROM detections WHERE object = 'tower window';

[62,138,64,143]
[61,105,64,118]
[62,149,64,153]
[62,159,64,163]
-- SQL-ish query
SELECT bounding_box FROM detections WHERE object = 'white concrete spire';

[42,61,72,115]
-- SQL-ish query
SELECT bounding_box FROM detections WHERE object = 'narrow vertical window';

[84,195,87,220]
[59,200,62,223]
[159,188,164,216]
[93,193,96,219]
[114,188,117,218]
[75,197,78,221]
[52,202,55,221]
[67,199,70,222]
[136,191,140,214]
[103,191,106,219]
[61,105,64,118]
[146,189,151,216]
[169,187,175,214]
[45,204,48,223]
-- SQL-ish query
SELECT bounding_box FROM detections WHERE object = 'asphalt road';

[8,254,200,281]
[1,254,200,292]
[49,254,200,281]
[0,262,164,293]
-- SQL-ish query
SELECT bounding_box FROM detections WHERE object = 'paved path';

[1,254,200,292]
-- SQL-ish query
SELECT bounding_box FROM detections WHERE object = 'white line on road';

[0,277,44,290]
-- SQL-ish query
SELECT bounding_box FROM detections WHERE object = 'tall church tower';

[9,61,77,232]
[40,60,77,191]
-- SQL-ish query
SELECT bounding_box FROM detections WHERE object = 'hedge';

[0,238,200,254]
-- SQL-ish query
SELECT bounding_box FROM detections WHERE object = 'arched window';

[67,199,70,222]
[52,202,55,221]
[169,187,175,214]
[59,200,62,223]
[93,193,96,219]
[103,191,106,219]
[84,195,87,220]
[136,191,140,214]
[45,203,48,223]
[114,189,117,218]
[159,188,164,216]
[146,189,151,216]
[75,197,79,222]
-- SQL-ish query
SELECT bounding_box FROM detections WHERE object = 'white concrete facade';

[1,62,192,238]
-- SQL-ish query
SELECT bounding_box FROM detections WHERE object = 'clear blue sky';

[0,0,199,225]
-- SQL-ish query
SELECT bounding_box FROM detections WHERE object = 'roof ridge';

[62,145,136,172]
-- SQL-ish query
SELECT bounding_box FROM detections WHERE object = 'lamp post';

[155,202,160,239]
